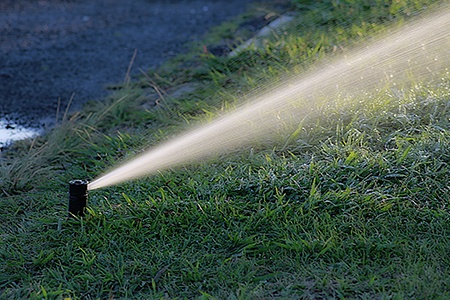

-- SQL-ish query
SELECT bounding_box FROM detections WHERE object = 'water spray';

[87,4,450,191]
[68,180,88,217]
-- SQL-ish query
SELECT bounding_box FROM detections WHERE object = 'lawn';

[1,0,450,299]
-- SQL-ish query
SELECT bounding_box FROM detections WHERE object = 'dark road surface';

[0,0,259,142]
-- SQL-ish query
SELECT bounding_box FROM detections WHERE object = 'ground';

[0,0,259,129]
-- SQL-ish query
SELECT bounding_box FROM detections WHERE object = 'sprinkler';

[68,179,88,217]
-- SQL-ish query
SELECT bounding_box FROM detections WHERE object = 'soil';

[0,0,260,129]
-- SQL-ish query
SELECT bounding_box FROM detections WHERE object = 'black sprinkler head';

[68,179,88,217]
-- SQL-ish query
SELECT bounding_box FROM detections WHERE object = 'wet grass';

[1,0,450,299]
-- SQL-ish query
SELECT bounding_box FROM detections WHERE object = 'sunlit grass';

[1,0,450,298]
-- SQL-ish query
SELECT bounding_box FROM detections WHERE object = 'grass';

[1,0,450,298]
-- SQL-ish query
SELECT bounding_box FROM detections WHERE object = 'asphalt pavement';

[0,0,259,131]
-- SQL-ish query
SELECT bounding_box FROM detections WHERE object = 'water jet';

[68,179,88,217]
[88,4,450,191]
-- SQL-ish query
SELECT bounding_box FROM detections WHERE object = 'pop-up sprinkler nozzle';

[68,180,88,217]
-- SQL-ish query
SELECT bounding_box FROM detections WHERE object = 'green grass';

[1,0,450,299]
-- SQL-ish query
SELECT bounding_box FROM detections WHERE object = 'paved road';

[0,0,258,129]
